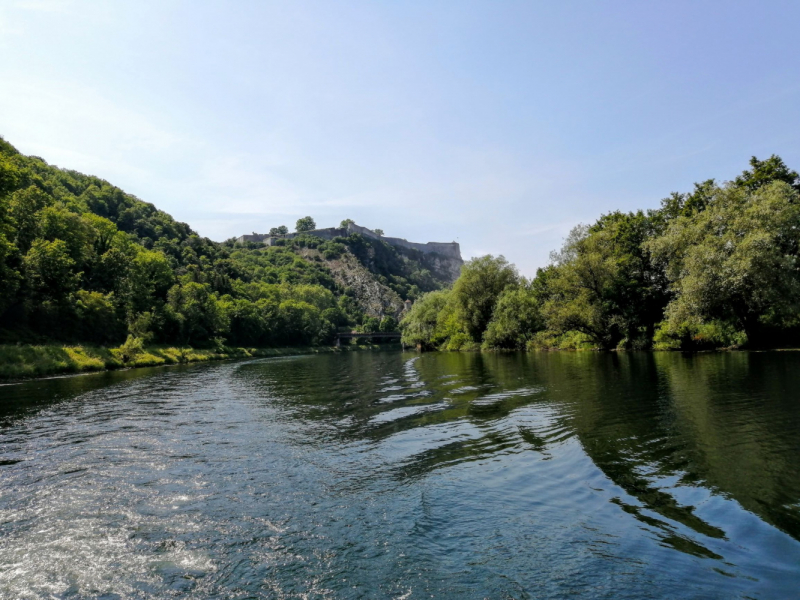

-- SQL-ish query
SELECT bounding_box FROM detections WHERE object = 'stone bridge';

[334,331,402,347]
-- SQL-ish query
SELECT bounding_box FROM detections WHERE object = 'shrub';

[116,335,145,363]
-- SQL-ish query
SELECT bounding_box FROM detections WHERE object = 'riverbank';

[0,342,383,382]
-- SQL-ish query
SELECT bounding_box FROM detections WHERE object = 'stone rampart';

[236,223,461,260]
[237,227,346,246]
[345,223,381,241]
[381,237,462,259]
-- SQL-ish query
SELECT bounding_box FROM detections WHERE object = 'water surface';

[1,351,799,598]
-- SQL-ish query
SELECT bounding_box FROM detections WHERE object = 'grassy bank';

[0,342,380,382]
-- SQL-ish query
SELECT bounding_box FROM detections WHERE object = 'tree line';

[0,137,436,348]
[401,155,800,351]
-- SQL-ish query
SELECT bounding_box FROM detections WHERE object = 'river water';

[1,351,799,599]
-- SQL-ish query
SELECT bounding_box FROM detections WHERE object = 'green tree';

[0,190,20,314]
[88,246,131,294]
[277,299,330,345]
[733,155,800,193]
[124,248,175,314]
[659,179,718,220]
[84,213,119,257]
[218,296,271,346]
[283,283,336,311]
[399,289,451,349]
[540,209,668,350]
[165,282,229,345]
[374,228,384,236]
[483,286,543,349]
[23,239,80,301]
[0,149,22,197]
[340,219,354,228]
[379,315,397,332]
[451,255,518,342]
[295,216,316,232]
[74,290,125,343]
[38,206,90,264]
[361,316,381,333]
[9,186,49,254]
[648,180,800,347]
[539,224,627,349]
[269,225,289,235]
[321,306,347,327]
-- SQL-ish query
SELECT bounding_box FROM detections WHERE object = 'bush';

[527,330,596,351]
[652,320,747,351]
[361,317,381,333]
[319,241,346,259]
[116,335,145,363]
[379,316,397,332]
[482,287,542,350]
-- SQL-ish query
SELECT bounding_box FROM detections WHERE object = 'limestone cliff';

[299,248,404,318]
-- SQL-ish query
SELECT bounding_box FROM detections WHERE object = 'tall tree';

[23,239,80,302]
[9,186,49,254]
[648,180,800,346]
[295,216,316,232]
[541,211,667,350]
[452,255,518,342]
[483,285,543,349]
[733,155,800,193]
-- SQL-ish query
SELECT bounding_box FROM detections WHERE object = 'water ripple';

[0,352,799,598]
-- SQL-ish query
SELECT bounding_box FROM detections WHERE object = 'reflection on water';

[1,351,799,598]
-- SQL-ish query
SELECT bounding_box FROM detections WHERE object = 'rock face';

[324,253,404,318]
[237,222,463,283]
[423,252,463,282]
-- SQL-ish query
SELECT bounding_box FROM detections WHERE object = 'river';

[1,351,799,598]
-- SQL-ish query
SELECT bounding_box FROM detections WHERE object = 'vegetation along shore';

[401,155,800,352]
[0,342,385,382]
[0,134,454,365]
[2,133,800,359]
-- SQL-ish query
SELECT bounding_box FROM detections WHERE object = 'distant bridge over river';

[334,332,402,347]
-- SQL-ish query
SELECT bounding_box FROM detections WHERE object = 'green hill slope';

[0,136,455,348]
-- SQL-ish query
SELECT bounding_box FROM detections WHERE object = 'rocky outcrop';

[422,252,463,282]
[322,252,404,318]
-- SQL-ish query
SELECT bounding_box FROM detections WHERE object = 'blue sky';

[1,1,799,275]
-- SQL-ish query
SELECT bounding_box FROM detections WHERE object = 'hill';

[0,136,461,348]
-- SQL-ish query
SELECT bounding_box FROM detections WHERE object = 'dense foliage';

[401,155,800,351]
[0,137,442,348]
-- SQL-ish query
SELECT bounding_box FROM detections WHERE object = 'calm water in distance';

[1,350,799,599]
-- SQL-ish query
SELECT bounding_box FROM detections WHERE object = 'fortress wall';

[292,227,345,241]
[345,223,381,240]
[425,242,462,259]
[237,233,268,244]
[346,223,461,259]
[237,223,461,261]
[239,228,345,245]
[383,237,462,259]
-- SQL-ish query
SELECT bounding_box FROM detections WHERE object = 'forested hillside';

[402,155,800,351]
[0,137,447,348]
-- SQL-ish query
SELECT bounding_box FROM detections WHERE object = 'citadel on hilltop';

[236,221,463,261]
